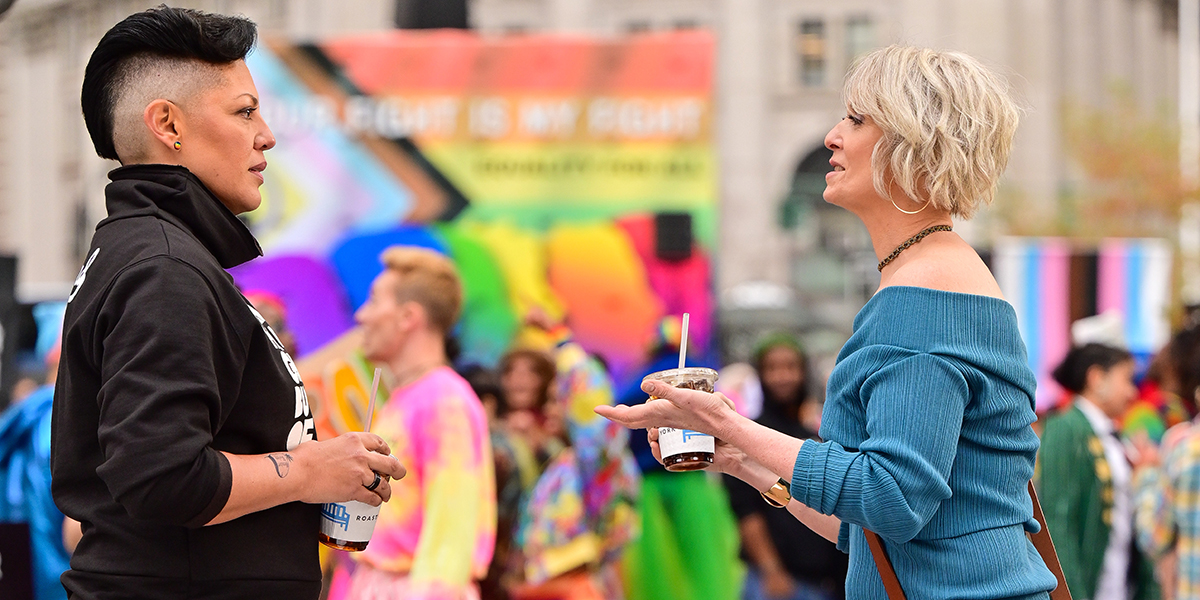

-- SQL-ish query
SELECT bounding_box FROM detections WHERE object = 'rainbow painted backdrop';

[232,30,717,388]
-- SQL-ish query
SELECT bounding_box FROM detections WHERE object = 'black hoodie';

[52,165,320,599]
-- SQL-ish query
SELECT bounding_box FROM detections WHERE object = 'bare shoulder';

[884,239,1004,299]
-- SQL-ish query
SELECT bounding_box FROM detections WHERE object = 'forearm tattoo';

[267,453,294,478]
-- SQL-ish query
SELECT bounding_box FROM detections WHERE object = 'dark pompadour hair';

[1051,343,1133,395]
[81,5,257,160]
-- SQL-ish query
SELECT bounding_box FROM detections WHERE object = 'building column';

[716,0,780,292]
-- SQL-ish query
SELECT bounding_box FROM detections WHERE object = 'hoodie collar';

[100,164,262,269]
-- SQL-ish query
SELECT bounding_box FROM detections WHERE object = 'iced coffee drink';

[643,367,719,471]
[319,499,381,551]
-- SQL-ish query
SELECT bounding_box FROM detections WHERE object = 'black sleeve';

[92,257,241,528]
[723,472,765,521]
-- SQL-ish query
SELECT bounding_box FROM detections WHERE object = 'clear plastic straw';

[364,367,382,432]
[678,313,690,370]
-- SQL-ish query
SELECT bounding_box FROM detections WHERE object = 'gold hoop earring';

[891,197,931,215]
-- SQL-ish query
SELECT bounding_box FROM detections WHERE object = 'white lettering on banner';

[258,94,705,140]
[259,96,339,134]
[343,96,460,138]
[264,96,461,138]
[588,97,705,138]
[519,100,580,137]
[469,98,511,138]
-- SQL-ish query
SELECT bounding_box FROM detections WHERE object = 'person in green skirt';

[617,319,742,600]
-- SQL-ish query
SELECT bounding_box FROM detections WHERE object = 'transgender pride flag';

[992,237,1173,411]
[993,238,1072,411]
[1096,238,1172,365]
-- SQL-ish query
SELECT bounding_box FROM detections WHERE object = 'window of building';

[796,19,826,88]
[625,20,653,33]
[845,16,874,65]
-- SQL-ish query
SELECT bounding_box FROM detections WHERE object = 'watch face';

[761,479,791,508]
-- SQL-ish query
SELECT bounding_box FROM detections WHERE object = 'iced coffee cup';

[643,367,719,472]
[319,499,381,551]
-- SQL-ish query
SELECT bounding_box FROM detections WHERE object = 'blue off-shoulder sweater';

[792,286,1058,599]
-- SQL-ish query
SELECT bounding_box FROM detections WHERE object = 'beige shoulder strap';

[863,481,1071,600]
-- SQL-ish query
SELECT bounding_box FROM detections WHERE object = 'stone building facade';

[0,0,1182,358]
[0,0,395,301]
[470,0,1181,360]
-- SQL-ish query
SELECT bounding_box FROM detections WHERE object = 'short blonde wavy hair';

[844,45,1021,219]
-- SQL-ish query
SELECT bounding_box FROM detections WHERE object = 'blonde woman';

[598,46,1059,598]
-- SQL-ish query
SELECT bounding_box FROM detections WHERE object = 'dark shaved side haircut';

[81,5,258,161]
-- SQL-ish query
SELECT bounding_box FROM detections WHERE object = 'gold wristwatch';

[761,478,792,508]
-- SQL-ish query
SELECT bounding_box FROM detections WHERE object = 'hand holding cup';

[594,378,737,438]
[306,431,405,552]
[289,432,405,506]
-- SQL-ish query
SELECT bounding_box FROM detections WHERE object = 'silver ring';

[364,472,381,492]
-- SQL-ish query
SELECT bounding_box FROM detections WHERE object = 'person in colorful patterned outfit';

[1134,431,1200,600]
[1038,343,1157,600]
[1123,326,1200,445]
[475,349,559,600]
[333,246,497,600]
[509,319,641,600]
[1133,321,1200,600]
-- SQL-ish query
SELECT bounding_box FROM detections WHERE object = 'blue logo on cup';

[322,503,351,531]
[681,430,710,442]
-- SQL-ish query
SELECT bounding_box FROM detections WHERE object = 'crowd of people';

[8,4,1200,600]
[2,270,852,600]
[17,274,1200,600]
[1033,312,1200,600]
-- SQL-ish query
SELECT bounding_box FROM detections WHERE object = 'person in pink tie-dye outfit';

[332,246,497,600]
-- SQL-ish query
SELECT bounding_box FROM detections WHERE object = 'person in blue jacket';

[0,303,69,600]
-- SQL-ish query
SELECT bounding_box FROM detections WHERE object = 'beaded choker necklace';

[877,224,952,272]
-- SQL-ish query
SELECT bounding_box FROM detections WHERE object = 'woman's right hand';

[596,380,739,439]
[290,432,406,506]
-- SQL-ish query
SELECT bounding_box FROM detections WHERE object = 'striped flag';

[994,237,1072,411]
[993,237,1173,411]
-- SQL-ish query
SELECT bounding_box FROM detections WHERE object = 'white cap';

[1071,310,1126,348]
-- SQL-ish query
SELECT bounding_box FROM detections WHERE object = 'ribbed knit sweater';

[792,286,1058,599]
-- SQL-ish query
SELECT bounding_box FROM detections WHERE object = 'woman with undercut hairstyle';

[52,7,405,600]
[598,46,1062,598]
